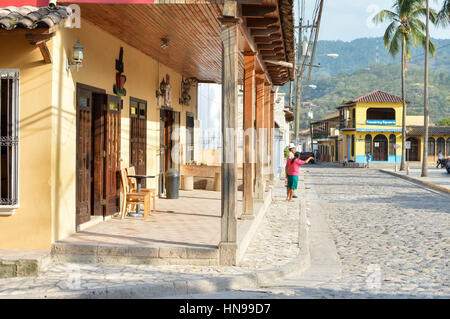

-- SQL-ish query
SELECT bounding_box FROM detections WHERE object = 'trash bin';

[165,168,180,199]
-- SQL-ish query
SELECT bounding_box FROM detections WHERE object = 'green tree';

[437,0,450,26]
[437,117,450,126]
[373,0,437,171]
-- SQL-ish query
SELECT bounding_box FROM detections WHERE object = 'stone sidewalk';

[381,167,449,194]
[172,165,450,299]
[0,177,307,298]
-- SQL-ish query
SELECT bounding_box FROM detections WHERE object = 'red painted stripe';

[1,0,156,7]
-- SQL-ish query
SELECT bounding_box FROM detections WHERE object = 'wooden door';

[92,93,105,215]
[130,98,147,187]
[406,138,419,161]
[76,88,92,226]
[373,135,388,161]
[104,95,121,216]
[160,109,173,195]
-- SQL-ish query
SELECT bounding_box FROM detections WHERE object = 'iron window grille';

[0,69,19,208]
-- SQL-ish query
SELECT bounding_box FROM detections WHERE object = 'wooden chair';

[126,166,157,213]
[120,169,150,219]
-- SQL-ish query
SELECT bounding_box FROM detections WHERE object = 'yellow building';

[313,90,450,165]
[0,2,295,256]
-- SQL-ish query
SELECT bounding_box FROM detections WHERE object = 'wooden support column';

[269,90,275,182]
[264,82,271,183]
[218,1,240,266]
[242,52,256,219]
[255,73,265,200]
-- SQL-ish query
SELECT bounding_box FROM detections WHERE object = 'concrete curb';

[380,169,450,195]
[3,178,311,299]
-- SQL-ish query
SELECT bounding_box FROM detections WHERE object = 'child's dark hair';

[290,152,301,165]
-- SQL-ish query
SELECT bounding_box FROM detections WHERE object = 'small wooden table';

[127,174,155,216]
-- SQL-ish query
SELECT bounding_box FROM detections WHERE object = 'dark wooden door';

[92,93,105,215]
[130,98,147,187]
[406,138,419,161]
[159,109,173,195]
[76,88,92,226]
[373,135,388,161]
[104,95,121,216]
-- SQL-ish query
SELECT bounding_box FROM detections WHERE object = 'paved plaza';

[0,166,448,298]
[179,166,450,298]
[0,181,299,298]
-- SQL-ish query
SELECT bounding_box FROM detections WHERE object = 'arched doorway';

[447,138,450,156]
[373,134,388,161]
[437,137,445,156]
[406,137,419,161]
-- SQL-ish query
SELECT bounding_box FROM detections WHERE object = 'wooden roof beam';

[237,22,272,86]
[25,33,54,64]
[250,26,279,37]
[241,5,277,18]
[246,18,278,29]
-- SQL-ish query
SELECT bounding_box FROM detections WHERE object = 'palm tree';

[436,0,450,26]
[373,0,436,171]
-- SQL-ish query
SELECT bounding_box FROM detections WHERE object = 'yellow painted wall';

[406,115,426,126]
[0,18,198,249]
[0,34,53,249]
[50,20,198,242]
[355,102,403,129]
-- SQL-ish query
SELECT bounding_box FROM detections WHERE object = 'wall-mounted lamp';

[66,39,84,71]
[160,38,169,49]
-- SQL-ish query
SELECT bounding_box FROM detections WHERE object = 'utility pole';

[294,18,303,145]
[421,0,430,177]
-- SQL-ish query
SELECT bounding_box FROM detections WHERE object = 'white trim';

[0,68,20,209]
[0,205,18,215]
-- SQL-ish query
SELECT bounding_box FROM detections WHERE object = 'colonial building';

[312,90,450,165]
[0,1,295,268]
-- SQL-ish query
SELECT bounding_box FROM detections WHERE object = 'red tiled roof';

[407,126,450,136]
[0,6,71,31]
[349,90,411,104]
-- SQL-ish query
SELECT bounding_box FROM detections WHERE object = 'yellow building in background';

[313,90,450,165]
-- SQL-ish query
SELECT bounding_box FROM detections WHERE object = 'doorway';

[159,108,180,196]
[76,83,121,228]
[406,137,419,161]
[130,97,147,187]
[373,134,388,161]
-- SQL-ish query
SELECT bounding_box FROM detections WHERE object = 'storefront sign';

[366,120,396,125]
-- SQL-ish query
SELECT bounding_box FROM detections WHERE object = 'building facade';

[0,1,295,266]
[312,90,450,165]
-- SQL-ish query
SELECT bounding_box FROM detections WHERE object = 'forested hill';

[303,63,450,125]
[281,37,450,128]
[312,37,450,78]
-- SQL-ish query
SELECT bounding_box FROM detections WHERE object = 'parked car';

[299,152,315,164]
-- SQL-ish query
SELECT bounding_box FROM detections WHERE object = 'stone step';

[0,249,51,279]
[51,242,219,266]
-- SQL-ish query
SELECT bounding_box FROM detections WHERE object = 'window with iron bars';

[0,69,19,209]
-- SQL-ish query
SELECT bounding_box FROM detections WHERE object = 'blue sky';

[300,0,450,41]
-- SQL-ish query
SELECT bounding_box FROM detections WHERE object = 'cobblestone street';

[1,166,448,298]
[197,166,450,299]
[304,166,449,298]
[0,180,300,298]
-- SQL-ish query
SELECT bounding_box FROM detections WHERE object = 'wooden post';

[218,2,240,266]
[255,73,265,200]
[264,82,271,183]
[242,52,256,219]
[269,89,275,182]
